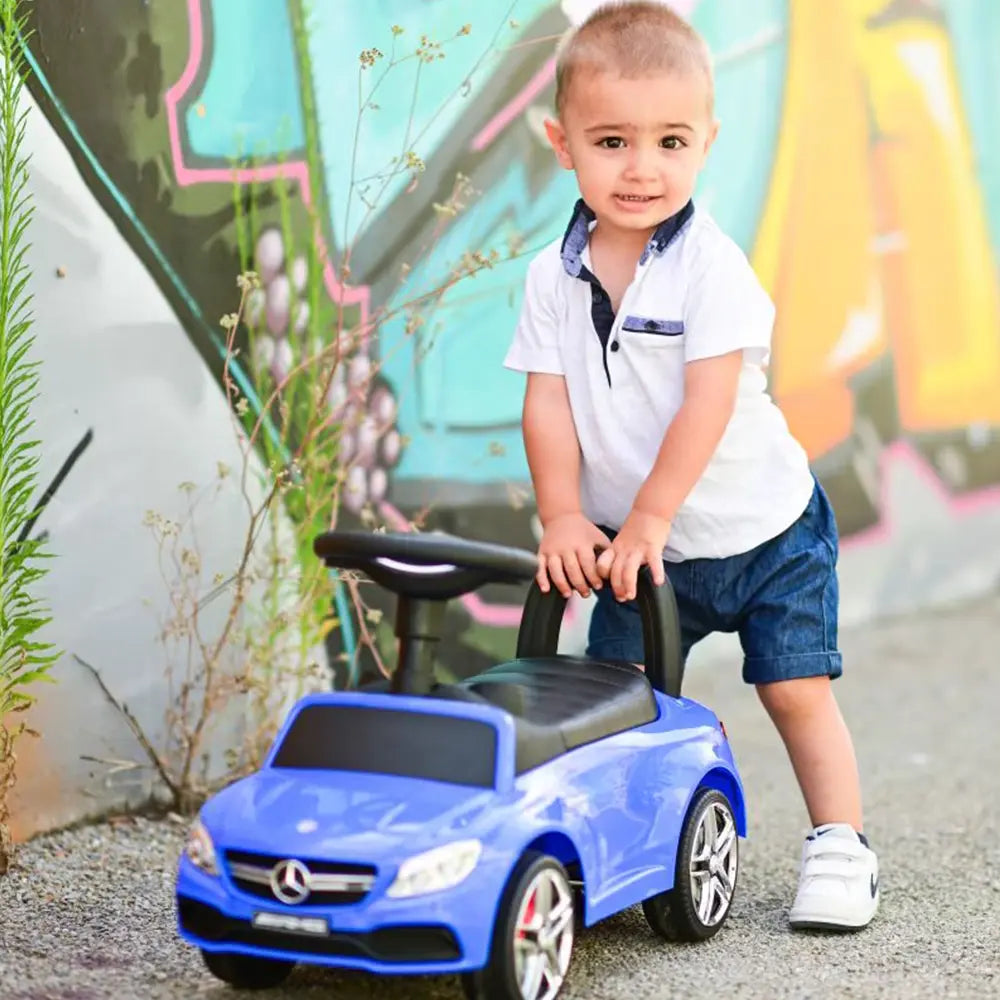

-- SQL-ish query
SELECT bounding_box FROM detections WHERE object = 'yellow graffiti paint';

[753,0,884,458]
[856,2,1000,433]
[754,0,1000,458]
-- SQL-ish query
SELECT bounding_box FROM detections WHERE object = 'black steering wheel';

[313,530,538,598]
[312,530,683,697]
[314,530,537,695]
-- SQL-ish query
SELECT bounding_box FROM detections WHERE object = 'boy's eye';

[597,137,625,149]
[660,136,686,150]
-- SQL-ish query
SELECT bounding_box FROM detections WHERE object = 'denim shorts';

[587,480,842,685]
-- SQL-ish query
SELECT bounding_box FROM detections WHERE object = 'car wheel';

[200,949,295,989]
[642,787,739,942]
[462,852,575,1000]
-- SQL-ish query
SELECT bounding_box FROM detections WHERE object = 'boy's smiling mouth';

[614,193,661,211]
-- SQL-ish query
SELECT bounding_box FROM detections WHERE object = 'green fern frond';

[0,0,58,728]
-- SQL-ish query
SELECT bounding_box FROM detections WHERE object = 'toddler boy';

[504,0,879,931]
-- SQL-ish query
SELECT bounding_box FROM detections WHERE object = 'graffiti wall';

[9,0,1000,834]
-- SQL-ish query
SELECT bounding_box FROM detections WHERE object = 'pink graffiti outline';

[163,0,370,325]
[163,0,536,628]
[471,58,556,152]
[840,440,1000,552]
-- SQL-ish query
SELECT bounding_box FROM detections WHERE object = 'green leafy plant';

[0,0,58,872]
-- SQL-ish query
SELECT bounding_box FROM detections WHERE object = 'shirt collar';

[559,198,695,278]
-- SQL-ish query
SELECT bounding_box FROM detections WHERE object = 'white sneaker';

[788,822,879,931]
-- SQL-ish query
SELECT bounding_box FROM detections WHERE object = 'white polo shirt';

[504,199,814,562]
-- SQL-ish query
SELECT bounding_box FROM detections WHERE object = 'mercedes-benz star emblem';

[269,858,311,905]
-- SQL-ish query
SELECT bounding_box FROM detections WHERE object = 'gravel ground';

[2,595,1000,1000]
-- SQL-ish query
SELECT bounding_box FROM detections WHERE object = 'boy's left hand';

[596,509,671,601]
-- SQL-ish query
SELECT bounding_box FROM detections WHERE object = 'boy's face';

[546,69,718,236]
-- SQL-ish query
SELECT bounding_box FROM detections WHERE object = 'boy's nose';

[622,147,658,180]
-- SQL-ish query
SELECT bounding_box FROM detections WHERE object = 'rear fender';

[695,767,747,837]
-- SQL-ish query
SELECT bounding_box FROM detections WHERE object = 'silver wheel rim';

[513,866,574,1000]
[689,800,738,926]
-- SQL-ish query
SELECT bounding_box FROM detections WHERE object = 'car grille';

[224,849,377,906]
[177,896,462,963]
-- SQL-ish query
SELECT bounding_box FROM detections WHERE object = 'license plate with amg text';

[252,911,329,936]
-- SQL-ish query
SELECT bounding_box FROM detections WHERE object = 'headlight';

[386,839,482,898]
[184,818,219,876]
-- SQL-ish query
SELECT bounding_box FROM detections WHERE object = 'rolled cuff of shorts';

[743,651,843,685]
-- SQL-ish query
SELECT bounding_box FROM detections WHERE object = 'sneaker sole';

[789,909,877,933]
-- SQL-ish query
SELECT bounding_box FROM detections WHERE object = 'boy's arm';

[524,373,609,597]
[524,373,580,522]
[597,350,743,599]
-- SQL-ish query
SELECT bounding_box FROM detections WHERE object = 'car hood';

[203,768,498,862]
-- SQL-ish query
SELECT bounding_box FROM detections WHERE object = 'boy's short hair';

[555,1,714,117]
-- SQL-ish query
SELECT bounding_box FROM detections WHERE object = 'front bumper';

[176,854,503,975]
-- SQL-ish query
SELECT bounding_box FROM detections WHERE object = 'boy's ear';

[702,119,720,159]
[544,118,574,170]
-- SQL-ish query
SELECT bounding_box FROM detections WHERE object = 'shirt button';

[610,341,620,352]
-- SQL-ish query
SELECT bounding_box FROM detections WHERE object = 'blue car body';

[176,686,746,977]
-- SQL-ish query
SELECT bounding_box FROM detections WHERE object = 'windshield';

[270,703,498,788]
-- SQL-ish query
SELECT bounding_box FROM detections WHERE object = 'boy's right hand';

[536,513,609,598]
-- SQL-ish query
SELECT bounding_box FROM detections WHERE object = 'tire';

[462,852,575,1000]
[200,949,295,989]
[642,787,739,942]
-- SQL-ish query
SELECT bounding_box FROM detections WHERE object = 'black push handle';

[515,566,685,697]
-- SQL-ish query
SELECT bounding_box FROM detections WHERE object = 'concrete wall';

[8,0,1000,837]
[6,78,285,838]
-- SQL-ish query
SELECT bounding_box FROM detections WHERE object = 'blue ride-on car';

[175,530,746,999]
